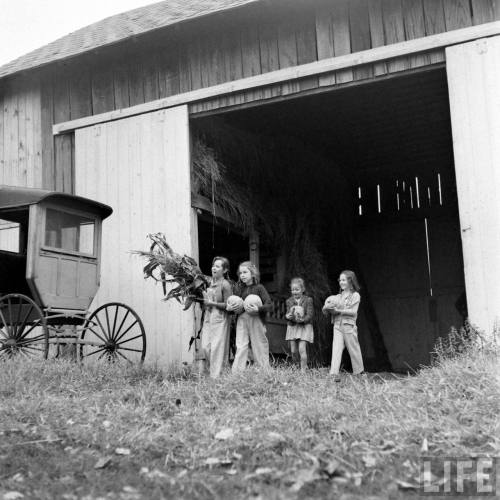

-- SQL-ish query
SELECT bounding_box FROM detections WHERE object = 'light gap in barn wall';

[377,184,381,213]
[424,217,433,296]
[415,176,420,208]
[437,172,443,205]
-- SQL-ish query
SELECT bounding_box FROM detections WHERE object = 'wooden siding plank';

[128,62,146,107]
[32,84,42,188]
[5,86,19,185]
[260,9,282,97]
[41,74,55,189]
[17,83,27,186]
[91,66,115,114]
[296,12,319,91]
[382,0,408,73]
[159,52,181,98]
[368,0,388,76]
[143,56,160,103]
[240,14,263,103]
[223,19,245,105]
[54,134,71,192]
[422,0,447,63]
[332,0,353,83]
[471,0,500,24]
[52,67,71,124]
[277,12,300,95]
[113,63,130,109]
[349,0,373,80]
[315,1,336,86]
[69,68,92,119]
[402,0,430,68]
[443,0,473,30]
[54,21,500,133]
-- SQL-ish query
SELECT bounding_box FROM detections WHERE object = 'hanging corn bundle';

[132,233,209,310]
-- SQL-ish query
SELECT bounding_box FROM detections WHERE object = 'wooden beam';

[191,193,240,228]
[53,20,500,134]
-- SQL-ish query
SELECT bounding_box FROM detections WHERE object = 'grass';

[0,349,498,500]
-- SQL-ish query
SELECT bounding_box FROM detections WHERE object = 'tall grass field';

[0,341,498,499]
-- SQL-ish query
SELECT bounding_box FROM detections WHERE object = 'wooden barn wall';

[3,0,499,190]
[0,78,43,188]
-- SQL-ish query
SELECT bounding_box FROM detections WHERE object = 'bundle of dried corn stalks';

[132,233,209,310]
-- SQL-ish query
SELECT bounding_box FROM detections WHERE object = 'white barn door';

[75,106,196,365]
[447,36,500,337]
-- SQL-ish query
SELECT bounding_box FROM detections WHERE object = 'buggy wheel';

[0,294,48,359]
[80,302,146,363]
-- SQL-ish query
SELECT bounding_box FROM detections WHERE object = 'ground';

[0,352,498,500]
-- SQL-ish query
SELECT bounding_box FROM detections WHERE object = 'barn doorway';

[191,67,465,372]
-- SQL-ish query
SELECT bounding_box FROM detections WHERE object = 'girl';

[201,256,232,378]
[322,270,364,381]
[228,261,273,372]
[285,277,314,371]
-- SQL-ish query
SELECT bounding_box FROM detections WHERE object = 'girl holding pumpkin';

[322,270,364,381]
[285,277,314,371]
[227,261,273,372]
[201,256,233,378]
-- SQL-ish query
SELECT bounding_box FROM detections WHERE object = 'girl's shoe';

[329,373,341,382]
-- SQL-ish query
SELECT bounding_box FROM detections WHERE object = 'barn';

[1,0,499,370]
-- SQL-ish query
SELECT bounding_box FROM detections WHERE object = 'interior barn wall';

[22,0,499,190]
[0,78,43,188]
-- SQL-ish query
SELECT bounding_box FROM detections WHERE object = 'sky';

[0,0,157,66]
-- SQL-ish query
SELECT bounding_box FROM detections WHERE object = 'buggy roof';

[0,185,113,219]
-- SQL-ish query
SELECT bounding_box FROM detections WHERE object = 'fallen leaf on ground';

[205,457,221,466]
[3,492,24,500]
[115,447,131,455]
[323,458,340,476]
[396,479,419,490]
[94,456,112,469]
[289,467,321,492]
[421,437,429,452]
[362,454,377,468]
[215,428,234,440]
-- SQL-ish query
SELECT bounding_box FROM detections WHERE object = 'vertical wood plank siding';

[74,106,195,365]
[2,0,500,189]
[0,79,43,188]
[41,0,498,123]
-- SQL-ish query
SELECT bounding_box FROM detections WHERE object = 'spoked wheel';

[80,302,146,363]
[0,294,48,360]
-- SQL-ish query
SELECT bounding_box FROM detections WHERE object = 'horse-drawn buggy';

[0,185,146,362]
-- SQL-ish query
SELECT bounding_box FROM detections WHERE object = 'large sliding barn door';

[447,36,500,337]
[75,106,195,364]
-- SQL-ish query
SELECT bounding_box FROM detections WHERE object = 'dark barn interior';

[192,67,466,372]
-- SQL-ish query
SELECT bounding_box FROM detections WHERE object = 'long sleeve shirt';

[234,282,273,323]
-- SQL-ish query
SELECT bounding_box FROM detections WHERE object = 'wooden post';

[249,228,259,267]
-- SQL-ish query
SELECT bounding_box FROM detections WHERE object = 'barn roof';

[0,185,113,219]
[0,0,257,80]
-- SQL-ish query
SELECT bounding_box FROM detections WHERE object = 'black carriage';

[0,186,146,362]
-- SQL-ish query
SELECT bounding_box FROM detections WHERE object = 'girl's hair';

[238,260,260,284]
[290,277,305,292]
[212,256,230,279]
[339,270,361,292]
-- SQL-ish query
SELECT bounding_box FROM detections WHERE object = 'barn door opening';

[191,67,466,372]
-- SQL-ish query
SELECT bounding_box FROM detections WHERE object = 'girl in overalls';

[201,256,232,378]
[285,277,314,371]
[228,261,273,372]
[323,270,364,381]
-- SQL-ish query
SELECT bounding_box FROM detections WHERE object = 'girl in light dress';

[285,277,314,371]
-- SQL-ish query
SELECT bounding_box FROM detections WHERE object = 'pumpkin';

[292,305,305,321]
[226,295,244,311]
[244,294,263,312]
[324,295,341,310]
